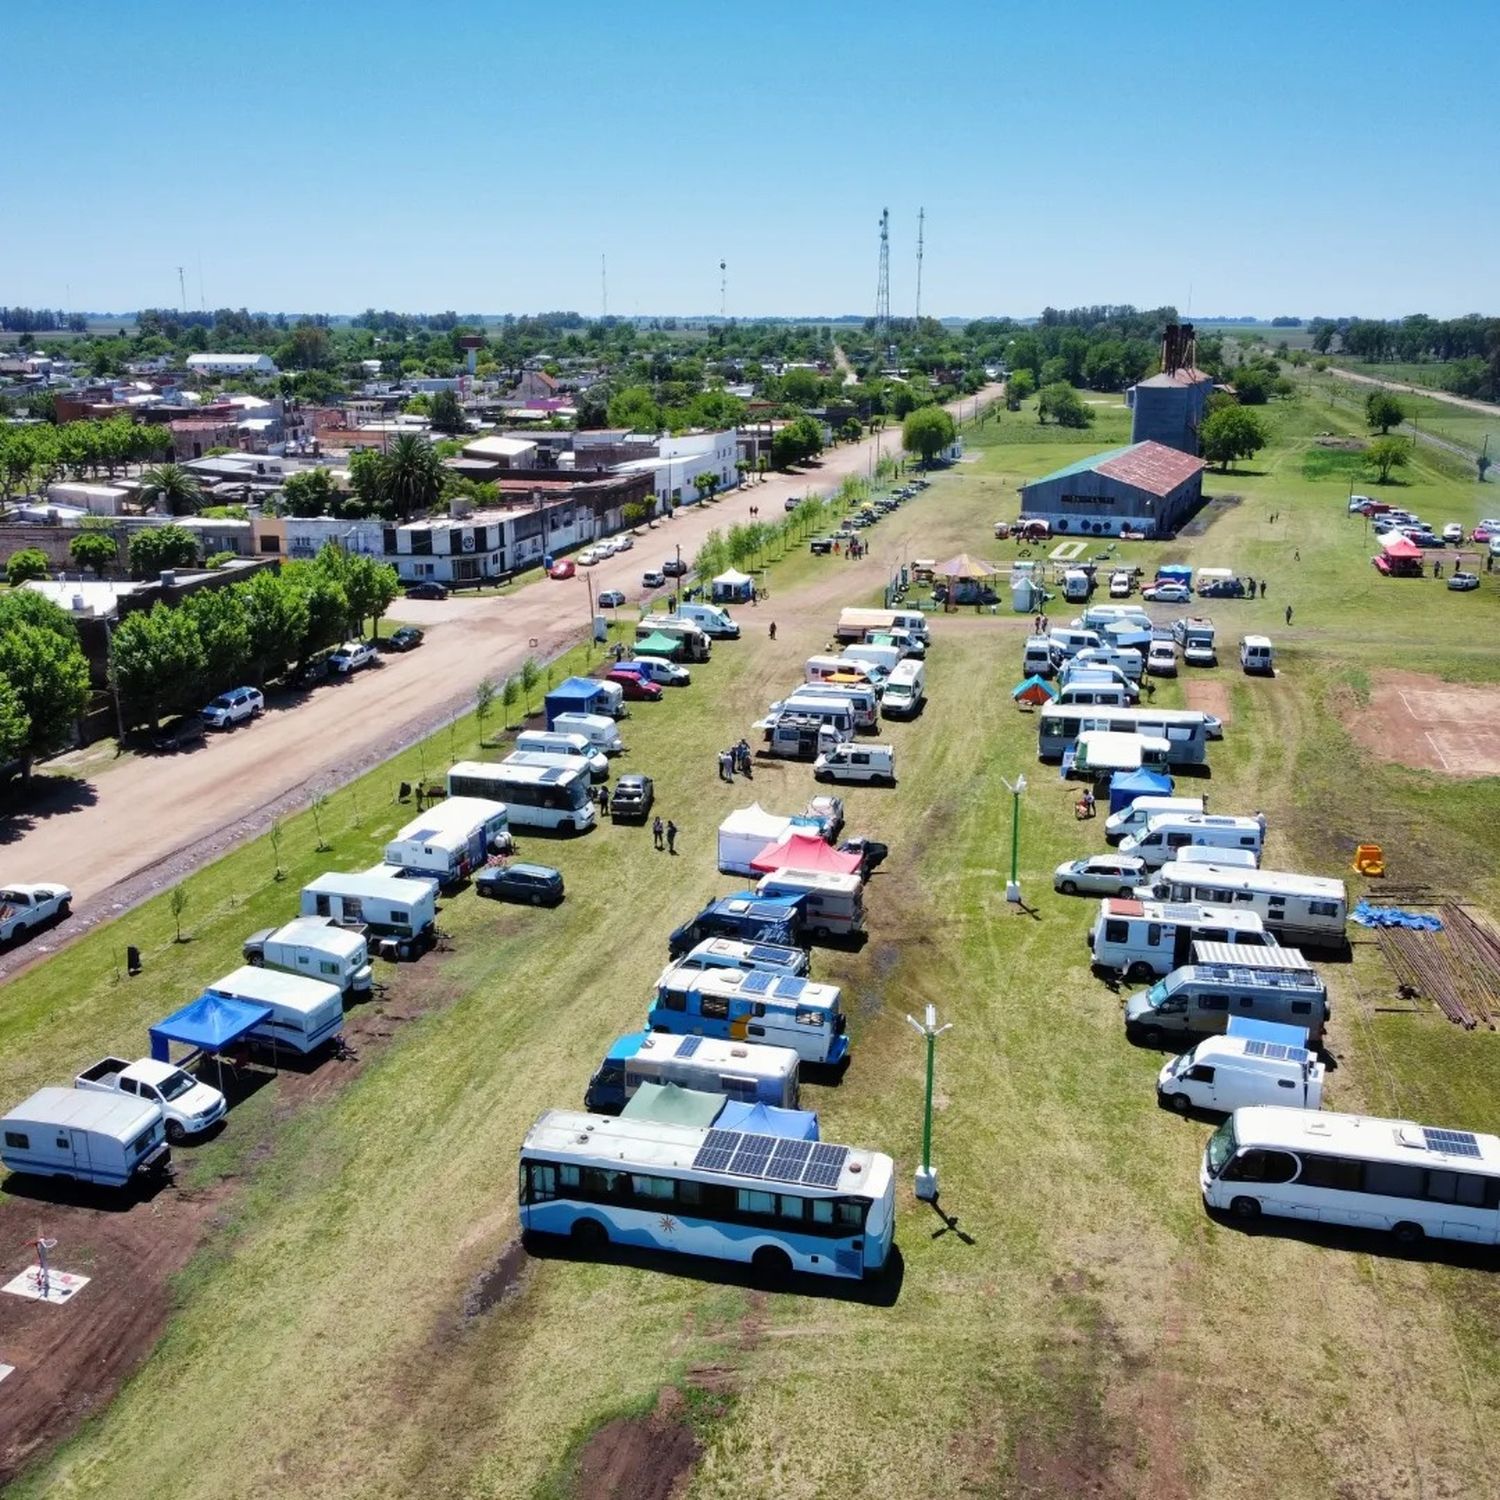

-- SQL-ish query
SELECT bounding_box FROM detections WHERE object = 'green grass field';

[6,393,1500,1498]
[1305,369,1500,467]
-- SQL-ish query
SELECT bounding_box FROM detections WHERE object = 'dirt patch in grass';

[1175,493,1240,539]
[462,1237,530,1320]
[1183,678,1231,724]
[1341,670,1500,777]
[567,1386,702,1500]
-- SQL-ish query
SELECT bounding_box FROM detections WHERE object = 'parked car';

[1448,571,1481,592]
[330,640,377,674]
[475,862,565,906]
[597,589,627,608]
[1202,712,1224,740]
[75,1057,226,1143]
[201,686,264,729]
[1146,641,1179,677]
[837,837,889,879]
[631,656,691,686]
[803,794,845,841]
[642,569,667,588]
[606,669,663,702]
[404,580,449,600]
[1142,582,1191,604]
[1348,493,1374,513]
[613,534,634,551]
[1108,571,1133,598]
[288,656,331,690]
[550,559,577,580]
[662,557,689,577]
[785,496,803,512]
[1443,522,1464,542]
[151,715,206,752]
[0,882,72,944]
[1053,855,1148,896]
[1472,526,1494,543]
[609,773,655,821]
[383,627,424,652]
[809,537,834,555]
[1198,578,1246,599]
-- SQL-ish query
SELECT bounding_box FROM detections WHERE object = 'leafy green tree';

[239,569,308,684]
[693,472,716,502]
[335,551,399,636]
[839,418,863,443]
[287,567,348,660]
[138,463,202,516]
[110,603,206,729]
[0,591,90,767]
[501,675,521,728]
[402,393,433,417]
[69,530,119,578]
[429,389,467,434]
[5,548,51,587]
[181,587,251,694]
[1037,383,1093,428]
[607,385,662,432]
[520,656,541,712]
[346,448,387,517]
[902,405,957,465]
[1231,367,1274,405]
[1365,391,1405,433]
[1005,368,1037,409]
[1366,436,1410,483]
[780,367,823,405]
[0,675,31,765]
[1199,404,1269,469]
[384,433,443,520]
[475,677,496,744]
[1040,357,1069,387]
[281,467,338,518]
[129,525,199,580]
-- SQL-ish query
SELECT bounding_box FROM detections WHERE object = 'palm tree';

[138,463,202,516]
[384,433,443,520]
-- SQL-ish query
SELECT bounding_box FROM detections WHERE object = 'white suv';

[201,686,265,728]
[330,641,376,674]
[1146,641,1179,677]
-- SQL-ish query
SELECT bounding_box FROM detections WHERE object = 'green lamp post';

[906,1003,952,1202]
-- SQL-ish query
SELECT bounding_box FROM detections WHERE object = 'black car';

[475,862,565,906]
[838,837,889,879]
[610,773,655,821]
[383,626,425,652]
[404,581,450,600]
[809,537,834,555]
[151,715,206,753]
[1199,578,1247,599]
[288,656,331,689]
[662,558,689,577]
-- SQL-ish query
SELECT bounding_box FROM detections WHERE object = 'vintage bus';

[649,964,849,1066]
[446,759,596,834]
[1037,706,1211,766]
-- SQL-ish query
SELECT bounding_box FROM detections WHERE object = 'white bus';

[519,1109,896,1281]
[1149,863,1348,948]
[650,964,849,1066]
[1037,706,1211,766]
[447,759,596,834]
[1202,1107,1500,1247]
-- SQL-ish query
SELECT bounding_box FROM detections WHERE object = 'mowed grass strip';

[9,398,1500,1499]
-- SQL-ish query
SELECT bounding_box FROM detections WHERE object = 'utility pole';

[719,259,727,320]
[915,207,925,322]
[905,1004,952,1202]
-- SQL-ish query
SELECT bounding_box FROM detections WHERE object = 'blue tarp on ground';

[543,676,609,730]
[1350,902,1444,931]
[1108,767,1174,814]
[716,1099,820,1140]
[149,993,274,1063]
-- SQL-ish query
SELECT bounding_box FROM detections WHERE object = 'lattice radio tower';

[915,207,925,322]
[874,208,891,346]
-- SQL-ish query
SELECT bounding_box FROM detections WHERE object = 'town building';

[186,352,279,377]
[1018,441,1206,539]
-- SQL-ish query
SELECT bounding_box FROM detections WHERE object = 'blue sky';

[4,0,1496,319]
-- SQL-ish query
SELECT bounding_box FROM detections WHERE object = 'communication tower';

[874,208,891,346]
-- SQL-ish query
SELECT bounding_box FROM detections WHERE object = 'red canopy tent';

[750,832,863,876]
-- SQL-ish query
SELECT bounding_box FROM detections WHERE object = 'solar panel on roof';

[541,768,565,784]
[1242,1039,1307,1063]
[747,943,794,964]
[730,1135,775,1178]
[803,1143,849,1188]
[694,1128,739,1174]
[1423,1128,1481,1158]
[772,976,807,1000]
[741,970,774,995]
[676,1035,703,1058]
[768,1138,815,1181]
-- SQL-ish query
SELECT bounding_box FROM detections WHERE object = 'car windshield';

[159,1069,196,1102]
[1205,1118,1237,1176]
[210,695,232,709]
[1145,979,1170,1010]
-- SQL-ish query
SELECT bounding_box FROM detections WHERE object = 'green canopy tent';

[619,1081,727,1128]
[634,630,684,660]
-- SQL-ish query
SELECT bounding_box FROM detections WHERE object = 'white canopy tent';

[717,803,796,875]
[711,568,755,603]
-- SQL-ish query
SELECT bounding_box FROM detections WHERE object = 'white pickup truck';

[75,1057,227,1142]
[0,882,72,944]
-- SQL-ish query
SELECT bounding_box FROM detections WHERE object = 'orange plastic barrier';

[1353,843,1386,877]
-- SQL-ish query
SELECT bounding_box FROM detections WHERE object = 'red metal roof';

[1095,441,1206,498]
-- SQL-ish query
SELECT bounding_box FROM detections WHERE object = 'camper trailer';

[584,1030,801,1113]
[1,1087,169,1188]
[637,615,712,662]
[207,965,346,1055]
[1145,863,1348,947]
[755,869,865,939]
[300,870,438,960]
[243,916,373,997]
[384,796,510,887]
[835,606,929,645]
[1090,898,1276,978]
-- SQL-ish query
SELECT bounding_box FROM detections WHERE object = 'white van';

[814,743,896,785]
[1080,604,1152,631]
[1105,795,1204,844]
[1240,635,1274,675]
[1090,898,1275,978]
[1048,627,1102,665]
[756,869,865,939]
[785,685,877,733]
[1120,814,1264,869]
[1062,569,1091,602]
[842,642,901,676]
[1022,636,1054,678]
[881,658,925,718]
[1057,679,1132,709]
[1073,646,1145,682]
[515,729,609,780]
[1125,961,1328,1042]
[208,965,346,1056]
[1157,1029,1324,1114]
[676,602,740,639]
[551,711,623,754]
[869,626,925,659]
[1,1087,169,1188]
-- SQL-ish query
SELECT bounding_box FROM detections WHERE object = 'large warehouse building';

[1018,440,1206,538]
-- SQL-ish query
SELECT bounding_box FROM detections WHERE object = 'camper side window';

[1146,924,1162,947]
[319,961,339,977]
[662,992,687,1012]
[1197,994,1229,1012]
[4,1131,28,1149]
[1309,901,1340,917]
[1104,920,1128,943]
[700,996,730,1020]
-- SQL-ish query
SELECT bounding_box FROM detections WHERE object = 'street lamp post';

[1002,773,1027,903]
[906,1003,952,1202]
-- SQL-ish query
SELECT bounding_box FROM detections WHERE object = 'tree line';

[0,418,172,499]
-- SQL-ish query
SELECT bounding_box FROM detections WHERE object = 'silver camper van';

[1119,814,1264,869]
[1125,961,1329,1045]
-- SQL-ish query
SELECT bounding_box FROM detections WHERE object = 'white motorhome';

[207,965,346,1056]
[1072,645,1145,681]
[1048,627,1103,664]
[1090,898,1276,978]
[1061,569,1091,602]
[789,681,879,731]
[1146,862,1348,947]
[300,870,438,959]
[384,796,510,887]
[637,615,712,662]
[1119,814,1265,869]
[836,606,929,644]
[1157,1027,1324,1115]
[550,711,624,754]
[766,693,856,740]
[756,868,866,939]
[1079,604,1152,631]
[242,916,373,997]
[1057,678,1133,709]
[515,730,610,780]
[1105,795,1205,844]
[841,642,901,676]
[881,658,926,718]
[803,656,885,693]
[675,602,740,639]
[1240,635,1275,675]
[1,1087,169,1188]
[1174,845,1257,869]
[1022,636,1054,678]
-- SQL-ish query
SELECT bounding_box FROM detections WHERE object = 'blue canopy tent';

[543,676,610,730]
[149,992,273,1064]
[1108,766,1174,815]
[715,1099,820,1140]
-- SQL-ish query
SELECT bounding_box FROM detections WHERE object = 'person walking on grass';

[1259,580,1267,598]
[666,820,678,855]
[652,815,664,851]
[1285,604,1293,626]
[769,621,777,641]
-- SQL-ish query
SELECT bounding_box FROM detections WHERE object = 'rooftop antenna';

[915,207,925,322]
[601,254,608,319]
[719,259,727,319]
[874,207,891,350]
[176,266,187,313]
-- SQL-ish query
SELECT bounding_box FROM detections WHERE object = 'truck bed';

[76,1057,131,1087]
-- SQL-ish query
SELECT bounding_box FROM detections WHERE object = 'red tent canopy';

[1380,533,1422,560]
[750,832,863,875]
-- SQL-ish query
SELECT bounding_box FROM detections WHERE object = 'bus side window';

[1104,920,1128,943]
[1198,994,1229,1012]
[1223,1149,1297,1184]
[1146,924,1161,947]
[527,1164,557,1201]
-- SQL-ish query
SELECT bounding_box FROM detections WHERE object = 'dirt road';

[0,389,1000,975]
[1327,364,1500,419]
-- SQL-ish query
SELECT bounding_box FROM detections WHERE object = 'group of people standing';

[718,739,753,781]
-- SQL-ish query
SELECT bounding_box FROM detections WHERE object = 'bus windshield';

[1206,1118,1237,1177]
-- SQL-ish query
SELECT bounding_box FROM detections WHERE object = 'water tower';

[458,334,485,376]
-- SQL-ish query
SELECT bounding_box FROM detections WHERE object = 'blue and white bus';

[446,759,596,834]
[584,1030,801,1113]
[1036,706,1211,766]
[667,937,809,981]
[519,1109,895,1281]
[649,964,849,1066]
